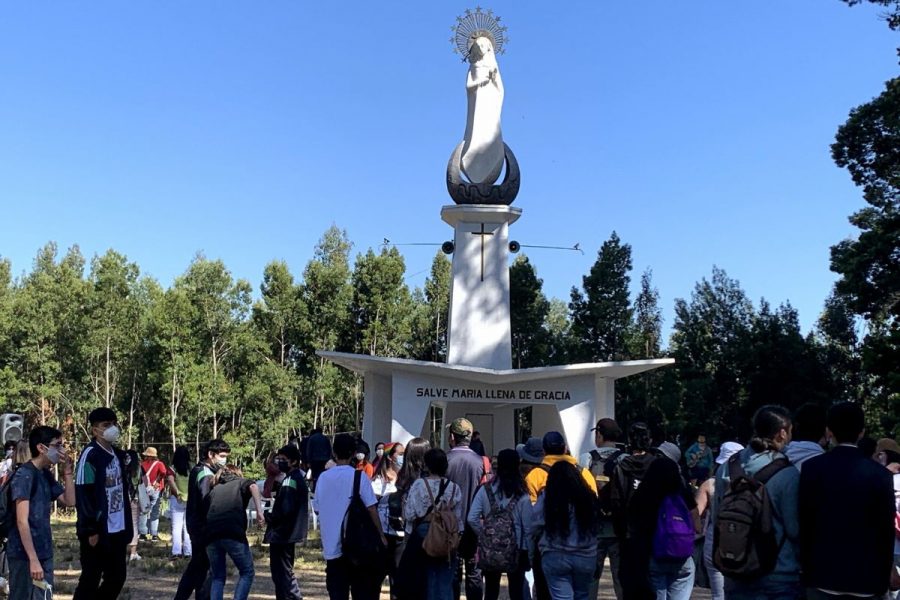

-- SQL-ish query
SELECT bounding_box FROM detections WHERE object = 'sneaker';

[138,534,149,541]
[129,553,142,561]
[151,535,161,542]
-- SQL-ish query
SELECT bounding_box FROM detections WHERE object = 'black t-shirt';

[203,476,254,543]
[185,462,216,536]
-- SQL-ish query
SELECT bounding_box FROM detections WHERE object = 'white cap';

[715,441,744,464]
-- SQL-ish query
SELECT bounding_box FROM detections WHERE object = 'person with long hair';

[626,455,699,600]
[710,405,800,600]
[531,460,599,600]
[371,442,386,474]
[372,442,405,498]
[467,448,532,600]
[396,437,430,494]
[203,464,265,600]
[400,448,464,600]
[167,446,193,559]
[125,449,149,562]
[386,437,428,599]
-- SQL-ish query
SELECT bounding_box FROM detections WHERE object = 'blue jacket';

[711,448,801,589]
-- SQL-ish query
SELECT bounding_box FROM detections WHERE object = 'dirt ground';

[47,518,711,599]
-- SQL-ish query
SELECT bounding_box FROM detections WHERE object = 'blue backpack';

[652,494,694,560]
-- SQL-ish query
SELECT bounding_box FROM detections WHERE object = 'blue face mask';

[394,455,404,468]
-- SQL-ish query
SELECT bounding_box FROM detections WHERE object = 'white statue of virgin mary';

[461,35,505,186]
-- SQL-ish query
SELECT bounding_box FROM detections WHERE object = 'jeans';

[8,557,53,600]
[704,554,724,600]
[427,555,458,600]
[325,555,381,600]
[73,532,129,600]
[648,556,694,600]
[589,537,622,600]
[170,496,192,556]
[139,487,162,536]
[207,538,255,600]
[541,551,596,600]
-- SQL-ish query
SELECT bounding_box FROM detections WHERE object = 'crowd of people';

[0,402,898,600]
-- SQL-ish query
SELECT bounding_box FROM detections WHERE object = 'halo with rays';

[449,7,508,60]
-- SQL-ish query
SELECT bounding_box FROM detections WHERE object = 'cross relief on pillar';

[470,222,494,282]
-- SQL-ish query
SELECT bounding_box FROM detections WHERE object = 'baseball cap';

[448,417,473,437]
[715,441,744,464]
[542,431,566,454]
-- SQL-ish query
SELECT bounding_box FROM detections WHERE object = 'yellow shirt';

[525,453,598,503]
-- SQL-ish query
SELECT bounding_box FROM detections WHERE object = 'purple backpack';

[652,494,694,560]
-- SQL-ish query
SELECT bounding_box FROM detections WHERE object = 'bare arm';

[695,478,713,519]
[249,483,265,527]
[15,500,44,580]
[166,474,179,498]
[59,463,76,507]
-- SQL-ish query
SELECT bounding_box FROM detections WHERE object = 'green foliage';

[830,77,900,437]
[510,255,551,368]
[569,232,633,362]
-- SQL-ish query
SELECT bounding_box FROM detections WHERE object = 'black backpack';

[340,470,384,566]
[713,454,790,580]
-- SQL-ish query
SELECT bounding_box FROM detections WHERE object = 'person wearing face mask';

[355,438,375,479]
[264,444,309,600]
[7,426,75,600]
[73,407,133,600]
[174,438,231,600]
[371,442,386,474]
[0,440,18,486]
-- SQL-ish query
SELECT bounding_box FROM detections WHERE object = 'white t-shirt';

[312,465,377,560]
[102,448,126,534]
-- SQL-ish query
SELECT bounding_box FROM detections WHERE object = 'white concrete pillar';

[595,377,616,420]
[441,205,522,370]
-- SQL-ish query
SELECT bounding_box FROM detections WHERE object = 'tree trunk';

[105,336,112,407]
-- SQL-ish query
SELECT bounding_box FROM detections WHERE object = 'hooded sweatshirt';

[524,454,597,503]
[608,452,657,539]
[784,441,824,472]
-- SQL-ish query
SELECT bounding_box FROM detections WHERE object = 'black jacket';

[74,440,134,539]
[265,468,309,544]
[799,445,895,595]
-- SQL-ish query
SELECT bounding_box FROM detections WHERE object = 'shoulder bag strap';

[484,482,497,511]
[755,457,790,485]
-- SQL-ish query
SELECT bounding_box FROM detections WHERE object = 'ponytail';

[750,405,791,453]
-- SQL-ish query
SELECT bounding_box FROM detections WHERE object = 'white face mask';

[375,449,384,458]
[101,425,120,444]
[46,446,61,465]
[215,456,228,467]
[355,452,365,461]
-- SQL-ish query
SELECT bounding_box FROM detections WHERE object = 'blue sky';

[0,1,896,342]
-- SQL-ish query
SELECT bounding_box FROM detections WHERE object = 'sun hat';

[142,447,158,458]
[517,437,544,464]
[657,441,681,463]
[715,441,744,464]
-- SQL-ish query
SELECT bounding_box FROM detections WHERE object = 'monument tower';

[319,8,672,456]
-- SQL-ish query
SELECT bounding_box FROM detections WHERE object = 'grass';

[47,515,330,600]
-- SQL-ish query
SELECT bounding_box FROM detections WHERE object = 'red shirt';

[142,459,168,491]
